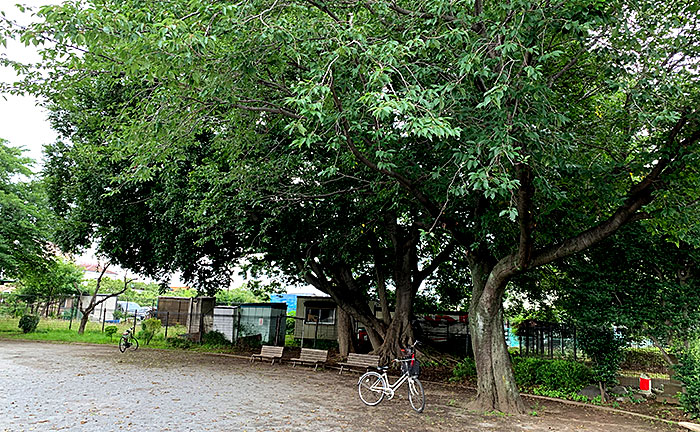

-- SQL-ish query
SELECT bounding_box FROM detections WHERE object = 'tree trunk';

[468,261,526,414]
[373,280,414,362]
[336,306,355,357]
[78,293,97,335]
[78,310,91,334]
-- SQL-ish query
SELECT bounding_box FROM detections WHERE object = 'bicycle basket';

[401,356,421,378]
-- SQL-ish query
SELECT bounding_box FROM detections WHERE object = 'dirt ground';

[0,339,687,432]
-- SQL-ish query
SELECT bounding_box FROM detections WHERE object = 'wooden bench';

[250,345,284,365]
[338,353,380,374]
[290,348,328,371]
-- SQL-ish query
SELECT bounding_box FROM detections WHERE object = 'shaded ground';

[0,339,686,432]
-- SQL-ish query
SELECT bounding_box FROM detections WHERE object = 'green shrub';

[140,318,162,345]
[202,330,231,347]
[113,309,126,321]
[451,357,477,382]
[513,357,593,392]
[577,326,625,387]
[18,314,40,333]
[286,312,296,335]
[167,336,194,349]
[531,387,590,402]
[674,345,700,418]
[538,359,594,392]
[105,326,118,341]
[622,348,668,372]
[513,357,548,388]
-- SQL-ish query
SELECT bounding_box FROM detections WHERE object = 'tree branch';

[530,110,699,267]
[516,162,535,269]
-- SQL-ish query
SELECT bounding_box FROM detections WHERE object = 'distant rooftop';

[78,263,118,275]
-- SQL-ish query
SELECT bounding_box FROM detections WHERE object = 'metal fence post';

[199,307,204,343]
[237,309,242,343]
[164,311,169,339]
[102,308,106,332]
[69,296,75,330]
[274,314,281,346]
[314,317,320,348]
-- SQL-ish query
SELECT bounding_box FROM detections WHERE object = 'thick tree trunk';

[374,281,414,362]
[336,306,355,357]
[468,261,526,414]
[78,294,96,335]
[78,310,91,334]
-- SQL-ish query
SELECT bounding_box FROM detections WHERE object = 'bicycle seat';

[377,365,389,372]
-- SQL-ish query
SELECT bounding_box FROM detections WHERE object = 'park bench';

[290,348,328,371]
[250,345,284,365]
[337,353,380,374]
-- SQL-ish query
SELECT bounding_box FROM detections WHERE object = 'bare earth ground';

[0,339,685,432]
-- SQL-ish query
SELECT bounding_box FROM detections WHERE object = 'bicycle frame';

[372,364,415,400]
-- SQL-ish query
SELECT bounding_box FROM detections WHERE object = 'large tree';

[14,0,700,413]
[0,139,50,279]
[558,225,700,365]
[16,257,83,316]
[41,77,457,358]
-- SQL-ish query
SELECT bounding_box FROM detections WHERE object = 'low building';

[293,296,339,341]
[213,303,287,345]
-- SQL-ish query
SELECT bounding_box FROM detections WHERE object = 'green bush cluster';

[621,348,668,372]
[674,345,700,418]
[202,330,231,347]
[530,387,589,402]
[105,325,118,341]
[513,357,594,392]
[140,318,162,345]
[18,314,40,333]
[577,326,625,387]
[450,357,477,382]
[167,336,194,349]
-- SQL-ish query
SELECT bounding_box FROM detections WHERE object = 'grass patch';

[0,317,181,349]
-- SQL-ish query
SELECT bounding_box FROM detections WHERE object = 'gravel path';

[0,339,684,432]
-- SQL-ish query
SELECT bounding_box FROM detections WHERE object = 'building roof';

[78,263,118,275]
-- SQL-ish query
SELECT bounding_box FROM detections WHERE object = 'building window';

[305,307,336,325]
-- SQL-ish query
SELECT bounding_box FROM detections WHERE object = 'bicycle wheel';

[118,337,127,353]
[358,372,385,406]
[408,378,425,413]
[129,336,139,351]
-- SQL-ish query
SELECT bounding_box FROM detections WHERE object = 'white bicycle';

[357,342,425,413]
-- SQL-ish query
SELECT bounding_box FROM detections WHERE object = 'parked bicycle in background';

[358,341,425,413]
[119,328,139,353]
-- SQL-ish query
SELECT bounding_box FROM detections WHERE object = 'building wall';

[157,297,192,326]
[213,304,287,345]
[294,297,338,340]
[79,295,118,321]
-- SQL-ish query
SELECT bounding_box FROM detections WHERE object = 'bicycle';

[357,341,425,413]
[118,328,139,353]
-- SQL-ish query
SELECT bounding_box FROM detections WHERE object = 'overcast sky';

[0,1,59,169]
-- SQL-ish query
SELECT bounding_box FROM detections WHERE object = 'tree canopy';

[10,0,700,413]
[0,139,51,279]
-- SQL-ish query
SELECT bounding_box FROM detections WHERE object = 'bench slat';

[250,346,285,365]
[338,353,380,374]
[290,348,328,370]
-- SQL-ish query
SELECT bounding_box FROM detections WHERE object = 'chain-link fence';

[2,292,584,357]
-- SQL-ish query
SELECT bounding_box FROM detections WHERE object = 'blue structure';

[270,293,318,313]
